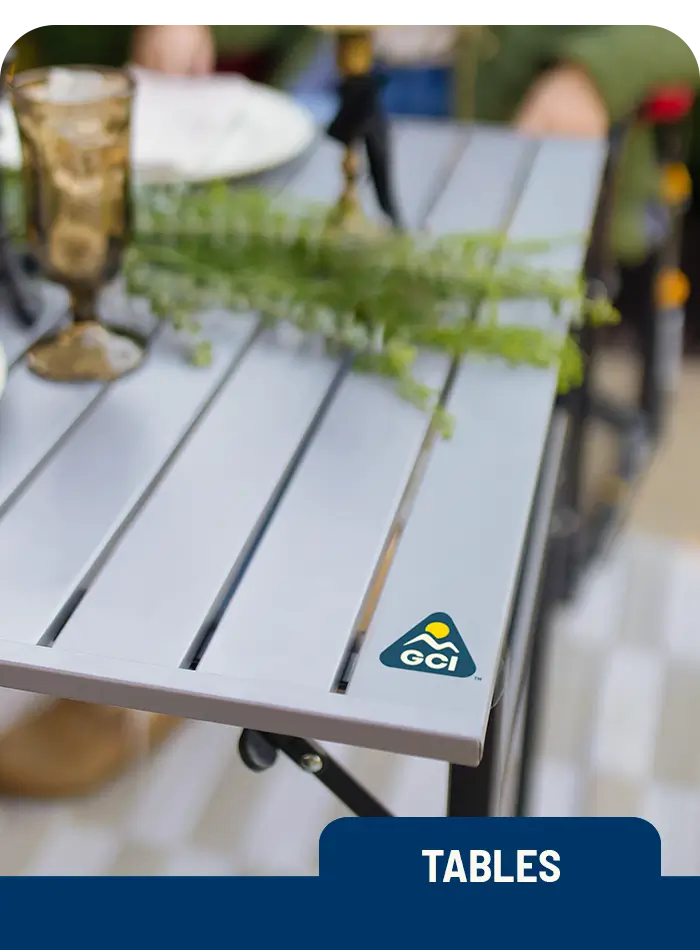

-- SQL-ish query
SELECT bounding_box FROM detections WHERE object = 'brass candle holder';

[319,27,376,232]
[11,65,146,383]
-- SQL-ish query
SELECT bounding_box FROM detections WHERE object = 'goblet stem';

[70,288,98,324]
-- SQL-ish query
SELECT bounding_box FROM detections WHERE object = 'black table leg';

[514,527,569,817]
[558,327,593,602]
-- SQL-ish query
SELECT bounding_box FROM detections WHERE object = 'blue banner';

[1,818,697,949]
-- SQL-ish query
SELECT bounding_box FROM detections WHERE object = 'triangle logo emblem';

[380,612,476,678]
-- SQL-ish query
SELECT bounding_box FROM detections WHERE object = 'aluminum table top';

[0,122,605,766]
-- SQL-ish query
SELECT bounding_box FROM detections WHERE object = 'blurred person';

[2,25,697,799]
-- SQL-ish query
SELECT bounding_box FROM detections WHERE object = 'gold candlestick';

[317,26,377,233]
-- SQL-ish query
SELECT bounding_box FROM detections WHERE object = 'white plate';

[0,67,317,183]
[0,342,5,401]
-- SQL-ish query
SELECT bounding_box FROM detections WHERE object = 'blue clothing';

[381,66,451,118]
[290,41,452,123]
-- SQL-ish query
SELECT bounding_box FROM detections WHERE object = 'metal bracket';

[238,729,393,818]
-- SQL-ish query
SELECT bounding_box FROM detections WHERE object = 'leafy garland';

[5,175,618,437]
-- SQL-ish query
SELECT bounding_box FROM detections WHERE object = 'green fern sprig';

[3,174,618,434]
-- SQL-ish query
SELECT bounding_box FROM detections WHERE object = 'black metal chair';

[558,87,695,600]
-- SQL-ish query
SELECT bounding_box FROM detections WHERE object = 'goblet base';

[27,321,147,383]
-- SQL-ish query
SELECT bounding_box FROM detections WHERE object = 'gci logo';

[379,612,476,679]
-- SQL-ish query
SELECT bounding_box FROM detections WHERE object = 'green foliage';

[4,174,618,436]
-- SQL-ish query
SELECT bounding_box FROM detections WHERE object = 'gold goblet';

[11,65,146,383]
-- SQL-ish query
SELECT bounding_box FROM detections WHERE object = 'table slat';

[0,290,156,512]
[346,138,605,761]
[0,365,101,511]
[286,121,467,228]
[495,412,567,796]
[197,128,531,692]
[53,333,342,665]
[0,284,65,365]
[0,312,257,646]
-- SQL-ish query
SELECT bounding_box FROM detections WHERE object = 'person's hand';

[131,25,215,76]
[515,65,609,139]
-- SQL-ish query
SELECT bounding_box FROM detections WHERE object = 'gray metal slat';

[0,289,156,512]
[0,366,102,510]
[53,332,342,665]
[346,137,605,762]
[0,284,66,365]
[287,121,468,228]
[0,311,258,646]
[197,127,531,693]
[361,121,468,227]
[495,412,567,795]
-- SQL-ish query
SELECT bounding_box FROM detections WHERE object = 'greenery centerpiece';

[4,169,617,436]
[132,181,617,436]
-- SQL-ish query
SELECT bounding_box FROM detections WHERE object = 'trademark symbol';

[474,676,482,682]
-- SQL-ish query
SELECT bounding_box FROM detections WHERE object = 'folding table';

[0,122,605,819]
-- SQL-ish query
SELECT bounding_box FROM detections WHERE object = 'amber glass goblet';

[11,65,146,382]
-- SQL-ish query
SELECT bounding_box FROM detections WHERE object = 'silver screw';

[300,753,324,774]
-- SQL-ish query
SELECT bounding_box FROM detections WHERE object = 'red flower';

[641,87,695,123]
